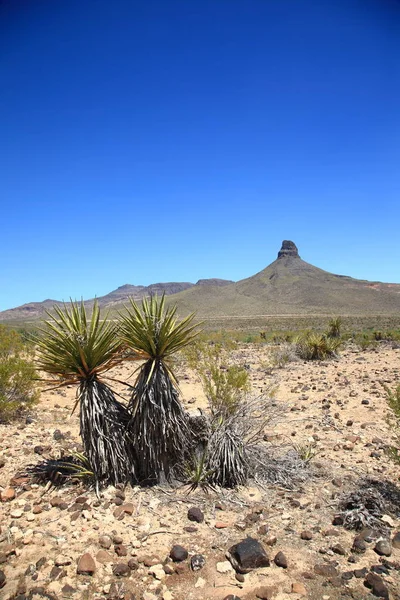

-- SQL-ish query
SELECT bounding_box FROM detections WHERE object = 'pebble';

[99,535,112,549]
[1,488,16,502]
[112,562,131,576]
[187,507,204,523]
[217,560,234,574]
[10,509,23,518]
[291,582,307,596]
[274,551,288,568]
[76,553,96,575]
[169,545,188,562]
[374,539,392,557]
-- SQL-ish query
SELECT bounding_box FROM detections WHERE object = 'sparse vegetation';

[0,325,39,421]
[384,383,400,464]
[119,294,200,484]
[35,301,134,488]
[295,331,342,360]
[328,316,342,338]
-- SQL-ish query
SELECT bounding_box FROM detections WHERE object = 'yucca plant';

[36,300,135,487]
[119,295,200,484]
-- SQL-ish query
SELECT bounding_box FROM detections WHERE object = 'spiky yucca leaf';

[36,300,123,385]
[119,294,200,383]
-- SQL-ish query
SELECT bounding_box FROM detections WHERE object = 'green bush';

[0,325,39,421]
[328,317,342,338]
[384,384,400,465]
[184,341,250,417]
[295,332,341,361]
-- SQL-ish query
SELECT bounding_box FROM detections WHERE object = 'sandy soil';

[1,342,400,600]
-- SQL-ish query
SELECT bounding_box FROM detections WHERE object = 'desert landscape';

[1,331,400,600]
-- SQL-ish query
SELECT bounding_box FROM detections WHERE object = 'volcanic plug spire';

[277,240,300,259]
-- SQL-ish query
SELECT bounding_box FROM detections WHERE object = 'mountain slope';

[1,241,399,322]
[165,241,400,317]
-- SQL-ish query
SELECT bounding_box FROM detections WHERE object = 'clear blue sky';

[1,0,399,310]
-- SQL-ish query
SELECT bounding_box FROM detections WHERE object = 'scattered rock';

[76,553,96,575]
[273,551,288,568]
[190,554,206,571]
[353,567,368,578]
[392,531,400,549]
[301,531,313,540]
[255,586,277,600]
[0,570,5,589]
[332,544,346,556]
[228,537,270,573]
[291,582,307,596]
[364,572,389,599]
[314,563,339,578]
[112,562,131,576]
[216,560,234,574]
[352,536,367,554]
[169,545,188,562]
[96,550,113,564]
[1,487,16,502]
[99,535,112,549]
[187,507,204,523]
[374,539,392,557]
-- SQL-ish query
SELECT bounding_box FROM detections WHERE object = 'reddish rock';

[1,487,16,502]
[291,582,307,596]
[215,521,230,529]
[96,550,113,564]
[77,553,96,575]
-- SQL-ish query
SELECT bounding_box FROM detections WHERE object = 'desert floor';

[1,342,400,600]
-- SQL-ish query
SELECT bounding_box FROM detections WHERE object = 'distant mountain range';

[1,240,400,322]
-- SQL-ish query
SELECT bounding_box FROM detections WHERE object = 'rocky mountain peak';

[277,240,300,259]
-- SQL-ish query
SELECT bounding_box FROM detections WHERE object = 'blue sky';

[1,0,399,310]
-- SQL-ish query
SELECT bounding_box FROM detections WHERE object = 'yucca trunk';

[129,359,189,484]
[79,378,135,486]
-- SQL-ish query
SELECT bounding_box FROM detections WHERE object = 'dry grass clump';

[336,478,400,532]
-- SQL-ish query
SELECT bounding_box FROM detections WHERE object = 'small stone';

[128,558,139,571]
[112,534,123,544]
[96,550,113,564]
[215,521,230,529]
[0,570,5,589]
[195,576,206,588]
[1,487,16,502]
[291,582,307,596]
[266,536,277,546]
[114,544,128,556]
[332,544,346,556]
[10,509,23,518]
[61,583,76,596]
[169,545,188,562]
[353,567,368,578]
[112,562,130,576]
[255,586,276,600]
[364,572,389,599]
[332,515,344,526]
[77,553,96,575]
[392,531,400,549]
[216,560,234,574]
[149,564,166,580]
[301,531,313,540]
[99,535,112,549]
[361,399,370,405]
[228,537,270,573]
[374,539,392,557]
[187,507,204,523]
[190,554,205,571]
[222,596,241,600]
[314,563,338,578]
[352,536,367,554]
[235,573,245,582]
[53,429,64,441]
[273,551,288,568]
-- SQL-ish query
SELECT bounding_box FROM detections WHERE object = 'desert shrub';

[327,316,342,338]
[295,331,341,361]
[337,479,400,531]
[0,325,39,421]
[269,342,298,368]
[184,341,250,417]
[384,384,400,464]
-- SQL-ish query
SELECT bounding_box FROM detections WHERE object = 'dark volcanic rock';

[228,537,270,573]
[187,507,204,523]
[364,572,389,599]
[0,569,5,589]
[273,551,288,568]
[112,563,130,577]
[277,240,300,259]
[170,545,188,562]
